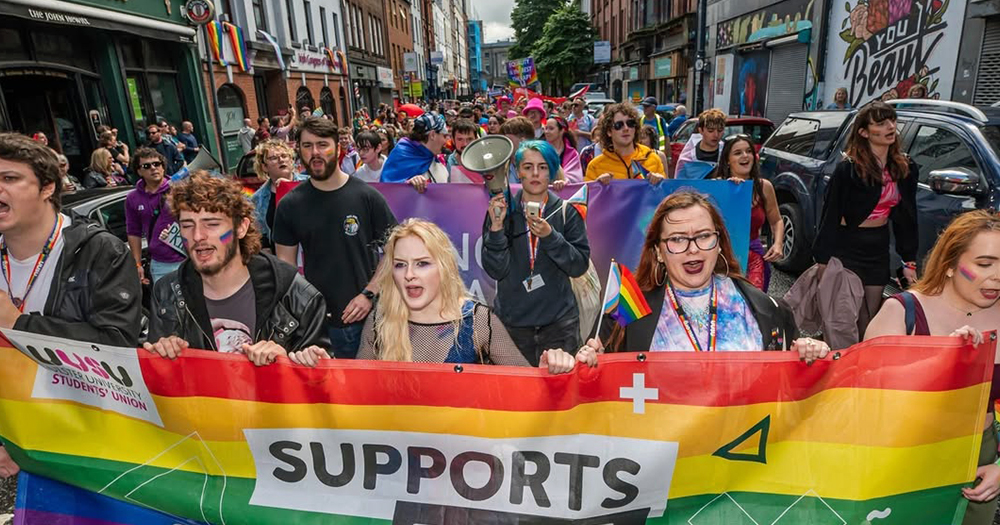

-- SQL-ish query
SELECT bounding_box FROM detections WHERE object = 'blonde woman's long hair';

[89,148,113,175]
[373,219,471,362]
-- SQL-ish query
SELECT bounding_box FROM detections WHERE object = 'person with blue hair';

[481,140,592,365]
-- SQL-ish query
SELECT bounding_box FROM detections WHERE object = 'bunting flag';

[257,30,286,71]
[603,261,652,326]
[223,22,251,72]
[205,20,227,66]
[0,328,993,524]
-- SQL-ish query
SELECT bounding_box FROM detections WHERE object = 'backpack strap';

[895,292,917,336]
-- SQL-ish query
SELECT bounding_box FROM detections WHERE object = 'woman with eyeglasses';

[708,135,783,291]
[578,191,820,360]
[813,101,918,337]
[482,140,591,366]
[250,140,308,252]
[584,103,666,184]
[543,116,584,183]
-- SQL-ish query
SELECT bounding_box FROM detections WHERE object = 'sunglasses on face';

[612,119,638,131]
[140,161,164,170]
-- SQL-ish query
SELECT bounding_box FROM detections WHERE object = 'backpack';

[562,204,601,342]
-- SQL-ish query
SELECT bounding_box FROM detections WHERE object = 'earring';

[654,261,665,287]
[947,270,954,278]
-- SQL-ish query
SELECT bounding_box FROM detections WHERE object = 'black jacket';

[13,213,142,346]
[81,168,109,190]
[813,157,919,264]
[481,190,591,328]
[149,253,330,353]
[147,140,185,176]
[598,277,799,352]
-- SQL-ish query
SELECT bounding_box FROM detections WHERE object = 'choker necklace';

[945,297,983,317]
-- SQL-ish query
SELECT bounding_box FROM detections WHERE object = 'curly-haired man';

[584,102,665,183]
[144,172,331,368]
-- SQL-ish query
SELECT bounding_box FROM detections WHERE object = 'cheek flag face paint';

[958,265,977,282]
[219,230,234,244]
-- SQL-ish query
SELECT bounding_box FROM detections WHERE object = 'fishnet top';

[357,302,529,366]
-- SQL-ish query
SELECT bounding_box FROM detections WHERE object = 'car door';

[904,121,985,264]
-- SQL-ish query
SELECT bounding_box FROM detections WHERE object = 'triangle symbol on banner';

[712,415,771,464]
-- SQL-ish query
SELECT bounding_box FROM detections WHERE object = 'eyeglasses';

[660,231,720,254]
[266,154,291,162]
[140,161,164,170]
[612,119,638,131]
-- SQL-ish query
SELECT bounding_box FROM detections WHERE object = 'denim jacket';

[251,174,309,240]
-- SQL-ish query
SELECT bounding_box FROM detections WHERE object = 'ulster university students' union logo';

[343,215,360,236]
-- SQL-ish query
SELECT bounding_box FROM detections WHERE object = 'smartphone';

[525,201,541,220]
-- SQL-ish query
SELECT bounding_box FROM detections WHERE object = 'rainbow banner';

[0,328,993,523]
[205,20,227,66]
[223,22,251,72]
[507,57,538,88]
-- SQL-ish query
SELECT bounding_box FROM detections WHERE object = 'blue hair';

[513,140,561,177]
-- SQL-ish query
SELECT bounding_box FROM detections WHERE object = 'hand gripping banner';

[0,328,993,524]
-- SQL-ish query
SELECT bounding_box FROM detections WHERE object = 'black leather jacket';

[149,253,330,353]
[13,213,142,346]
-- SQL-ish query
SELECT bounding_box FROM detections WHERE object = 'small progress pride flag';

[603,261,652,326]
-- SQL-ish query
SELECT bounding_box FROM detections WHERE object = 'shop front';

[0,0,213,173]
[288,46,349,126]
[351,62,379,115]
[648,51,687,105]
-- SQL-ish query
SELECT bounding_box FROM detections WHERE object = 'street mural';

[827,0,966,108]
[730,50,770,117]
[716,0,814,49]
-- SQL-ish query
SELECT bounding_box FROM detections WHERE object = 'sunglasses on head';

[724,133,752,142]
[612,119,638,131]
[140,161,164,170]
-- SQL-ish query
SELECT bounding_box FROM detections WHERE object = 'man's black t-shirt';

[696,144,719,162]
[272,177,397,327]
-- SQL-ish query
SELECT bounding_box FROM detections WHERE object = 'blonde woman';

[250,139,307,250]
[357,219,584,373]
[81,148,126,189]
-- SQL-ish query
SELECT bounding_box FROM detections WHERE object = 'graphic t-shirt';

[0,214,71,314]
[205,278,256,353]
[272,177,397,327]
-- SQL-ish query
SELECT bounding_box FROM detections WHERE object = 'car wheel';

[773,202,812,273]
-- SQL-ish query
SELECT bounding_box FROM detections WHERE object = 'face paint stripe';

[219,230,234,244]
[958,265,977,282]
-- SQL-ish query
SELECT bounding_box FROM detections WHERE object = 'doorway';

[0,72,88,170]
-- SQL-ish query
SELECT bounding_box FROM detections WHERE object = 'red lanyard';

[665,277,718,352]
[1,214,63,312]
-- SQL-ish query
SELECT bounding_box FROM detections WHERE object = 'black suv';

[759,100,1000,273]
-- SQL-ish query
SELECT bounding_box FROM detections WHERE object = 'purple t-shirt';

[125,180,186,263]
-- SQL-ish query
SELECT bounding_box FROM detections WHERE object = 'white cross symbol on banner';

[620,373,659,414]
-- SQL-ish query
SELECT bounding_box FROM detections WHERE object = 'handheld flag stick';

[592,258,618,342]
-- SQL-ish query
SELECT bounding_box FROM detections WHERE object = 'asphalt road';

[1,271,997,523]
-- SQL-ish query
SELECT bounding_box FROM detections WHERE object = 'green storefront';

[0,0,217,172]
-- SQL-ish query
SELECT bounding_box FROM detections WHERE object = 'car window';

[765,118,820,158]
[982,126,1000,161]
[907,125,980,184]
[96,200,128,242]
[727,124,772,145]
[675,120,696,142]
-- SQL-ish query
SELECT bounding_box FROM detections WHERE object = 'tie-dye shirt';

[651,276,762,352]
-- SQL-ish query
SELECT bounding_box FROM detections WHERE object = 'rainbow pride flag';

[205,20,227,66]
[0,328,992,524]
[604,261,652,326]
[223,22,251,72]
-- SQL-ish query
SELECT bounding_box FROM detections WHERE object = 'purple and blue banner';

[372,179,752,303]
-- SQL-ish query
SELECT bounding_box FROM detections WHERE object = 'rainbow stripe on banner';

[205,21,227,66]
[223,22,251,72]
[0,328,993,524]
[604,261,652,326]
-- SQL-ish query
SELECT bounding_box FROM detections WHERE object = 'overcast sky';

[471,0,515,42]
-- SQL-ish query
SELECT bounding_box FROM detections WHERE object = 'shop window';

[296,87,315,113]
[0,28,28,62]
[148,74,183,132]
[32,31,93,72]
[120,39,143,69]
[320,87,335,119]
[217,84,247,134]
[143,42,176,71]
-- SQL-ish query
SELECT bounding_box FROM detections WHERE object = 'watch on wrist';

[361,289,376,301]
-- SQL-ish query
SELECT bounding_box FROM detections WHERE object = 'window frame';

[304,0,315,46]
[251,0,268,32]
